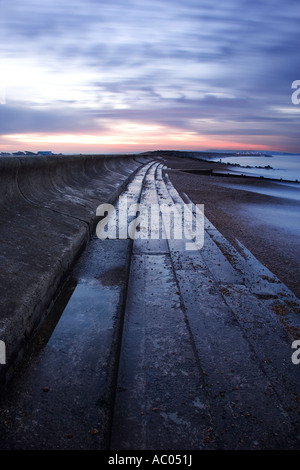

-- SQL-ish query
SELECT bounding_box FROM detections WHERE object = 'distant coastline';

[1,148,299,182]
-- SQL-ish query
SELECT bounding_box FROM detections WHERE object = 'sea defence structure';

[0,153,150,389]
[0,153,300,450]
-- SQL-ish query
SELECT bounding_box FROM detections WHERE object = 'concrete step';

[110,163,300,450]
[0,154,149,390]
[0,162,155,450]
[111,163,213,450]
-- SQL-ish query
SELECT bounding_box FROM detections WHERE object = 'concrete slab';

[111,252,213,450]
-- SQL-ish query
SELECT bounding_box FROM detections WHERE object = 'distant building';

[37,151,53,155]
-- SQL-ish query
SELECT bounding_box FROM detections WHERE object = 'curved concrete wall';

[0,154,150,388]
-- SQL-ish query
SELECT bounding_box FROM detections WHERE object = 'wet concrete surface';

[111,164,213,449]
[0,154,147,388]
[0,163,152,450]
[0,239,132,449]
[0,157,299,450]
[112,162,300,450]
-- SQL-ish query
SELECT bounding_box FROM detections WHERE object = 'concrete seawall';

[0,154,150,389]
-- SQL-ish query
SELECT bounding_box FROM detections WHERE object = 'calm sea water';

[203,153,300,182]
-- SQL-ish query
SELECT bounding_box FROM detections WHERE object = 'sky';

[0,0,299,154]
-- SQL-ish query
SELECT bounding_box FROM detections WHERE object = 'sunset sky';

[0,0,299,154]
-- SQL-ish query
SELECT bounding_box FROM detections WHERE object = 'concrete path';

[111,163,300,450]
[0,160,299,450]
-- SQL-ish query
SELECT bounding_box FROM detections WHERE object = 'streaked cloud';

[0,0,299,153]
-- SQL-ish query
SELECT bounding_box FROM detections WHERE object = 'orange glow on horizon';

[0,122,283,154]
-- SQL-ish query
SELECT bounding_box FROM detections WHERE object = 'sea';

[198,152,300,182]
[194,151,300,240]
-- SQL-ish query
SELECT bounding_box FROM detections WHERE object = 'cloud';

[0,104,100,134]
[0,0,299,152]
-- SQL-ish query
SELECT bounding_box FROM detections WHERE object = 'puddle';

[97,267,127,287]
[22,274,121,369]
[24,276,78,358]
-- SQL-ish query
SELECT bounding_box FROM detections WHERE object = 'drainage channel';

[0,161,156,450]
